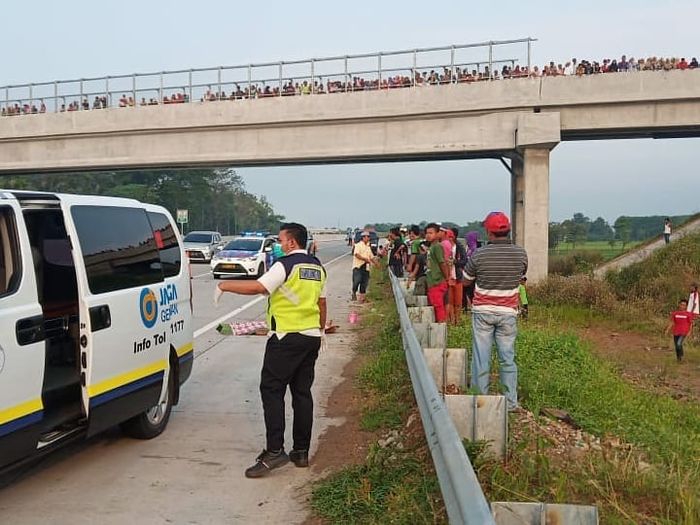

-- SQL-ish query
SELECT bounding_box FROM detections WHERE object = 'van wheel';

[120,368,174,439]
[256,264,264,278]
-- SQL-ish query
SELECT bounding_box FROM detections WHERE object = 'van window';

[71,206,163,294]
[147,212,181,278]
[0,206,21,297]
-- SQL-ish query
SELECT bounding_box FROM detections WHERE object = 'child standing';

[667,299,693,362]
[518,277,529,320]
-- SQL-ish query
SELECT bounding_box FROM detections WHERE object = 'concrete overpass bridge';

[1,44,699,281]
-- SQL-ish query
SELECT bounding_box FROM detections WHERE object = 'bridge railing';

[1,38,535,114]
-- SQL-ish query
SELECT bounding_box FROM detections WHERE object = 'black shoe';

[289,449,309,468]
[245,449,289,478]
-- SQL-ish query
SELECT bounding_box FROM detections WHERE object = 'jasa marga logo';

[139,288,159,328]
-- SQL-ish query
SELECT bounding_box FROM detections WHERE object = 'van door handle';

[89,305,111,332]
[16,315,45,346]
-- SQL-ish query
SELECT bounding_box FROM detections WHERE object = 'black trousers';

[260,333,321,452]
[352,267,370,294]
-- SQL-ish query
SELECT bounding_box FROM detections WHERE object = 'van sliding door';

[61,200,168,437]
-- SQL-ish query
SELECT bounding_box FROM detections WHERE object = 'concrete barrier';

[445,395,508,460]
[491,502,599,525]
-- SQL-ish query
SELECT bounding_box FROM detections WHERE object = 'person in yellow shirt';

[352,231,378,302]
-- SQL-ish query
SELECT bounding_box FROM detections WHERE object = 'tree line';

[365,213,693,247]
[3,168,285,234]
[549,213,692,249]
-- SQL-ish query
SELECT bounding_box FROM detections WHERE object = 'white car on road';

[211,236,276,279]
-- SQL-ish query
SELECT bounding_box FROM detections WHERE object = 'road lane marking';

[193,250,350,339]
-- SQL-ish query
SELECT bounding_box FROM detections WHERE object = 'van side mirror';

[264,246,272,253]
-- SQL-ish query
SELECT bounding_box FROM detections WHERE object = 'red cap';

[483,212,511,233]
[445,229,455,239]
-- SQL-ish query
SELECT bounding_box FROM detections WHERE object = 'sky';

[2,0,698,227]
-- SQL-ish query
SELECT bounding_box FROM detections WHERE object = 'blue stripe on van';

[178,351,194,364]
[89,371,164,409]
[0,410,43,438]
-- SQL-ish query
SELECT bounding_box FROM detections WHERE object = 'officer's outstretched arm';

[217,280,269,296]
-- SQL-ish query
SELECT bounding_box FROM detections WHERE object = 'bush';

[533,274,618,312]
[606,232,700,314]
[549,251,604,276]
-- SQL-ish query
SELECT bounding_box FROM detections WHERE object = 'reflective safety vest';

[267,253,327,333]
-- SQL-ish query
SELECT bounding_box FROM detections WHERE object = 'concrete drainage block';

[491,502,599,525]
[411,322,446,349]
[421,347,467,391]
[445,395,508,460]
[408,306,435,324]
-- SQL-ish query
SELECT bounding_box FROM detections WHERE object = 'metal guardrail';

[388,272,495,525]
[0,38,535,114]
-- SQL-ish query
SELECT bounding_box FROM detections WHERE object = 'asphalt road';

[0,239,355,524]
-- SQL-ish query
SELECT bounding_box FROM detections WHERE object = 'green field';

[550,240,642,261]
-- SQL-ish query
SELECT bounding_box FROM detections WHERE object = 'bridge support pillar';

[511,147,551,283]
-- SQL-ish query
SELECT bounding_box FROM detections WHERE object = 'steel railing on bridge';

[1,38,535,114]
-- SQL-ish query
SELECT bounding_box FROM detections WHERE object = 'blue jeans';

[471,312,519,409]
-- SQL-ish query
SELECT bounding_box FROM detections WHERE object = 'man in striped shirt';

[463,212,528,411]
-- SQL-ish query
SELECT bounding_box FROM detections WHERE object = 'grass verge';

[449,318,700,524]
[310,271,446,524]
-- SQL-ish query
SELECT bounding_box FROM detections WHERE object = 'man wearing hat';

[352,231,377,302]
[463,212,528,411]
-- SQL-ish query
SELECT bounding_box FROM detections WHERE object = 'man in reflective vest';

[215,222,327,478]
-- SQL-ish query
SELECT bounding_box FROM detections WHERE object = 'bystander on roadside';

[425,223,450,322]
[464,212,528,411]
[352,231,378,303]
[667,299,693,362]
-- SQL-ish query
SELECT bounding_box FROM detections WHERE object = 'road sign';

[176,209,188,224]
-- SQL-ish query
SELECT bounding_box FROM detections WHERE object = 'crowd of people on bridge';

[2,52,698,117]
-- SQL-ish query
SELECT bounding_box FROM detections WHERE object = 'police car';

[211,234,275,279]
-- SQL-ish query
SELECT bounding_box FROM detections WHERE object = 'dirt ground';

[580,325,700,402]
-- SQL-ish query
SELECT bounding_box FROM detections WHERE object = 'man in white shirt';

[215,223,327,477]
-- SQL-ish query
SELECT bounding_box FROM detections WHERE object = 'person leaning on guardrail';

[463,212,528,412]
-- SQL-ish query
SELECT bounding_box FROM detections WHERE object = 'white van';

[0,190,193,471]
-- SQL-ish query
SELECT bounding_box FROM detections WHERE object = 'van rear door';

[0,197,45,468]
[60,198,167,436]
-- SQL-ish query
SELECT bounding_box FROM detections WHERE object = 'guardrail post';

[527,39,532,72]
[247,64,252,99]
[53,81,58,112]
[310,59,315,94]
[450,45,456,83]
[132,74,136,108]
[488,42,493,79]
[105,76,110,108]
[217,66,222,99]
[79,79,84,110]
[29,83,33,109]
[188,69,193,104]
[159,72,164,103]
[412,49,417,87]
[278,62,283,96]
[344,56,348,92]
[378,53,382,89]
